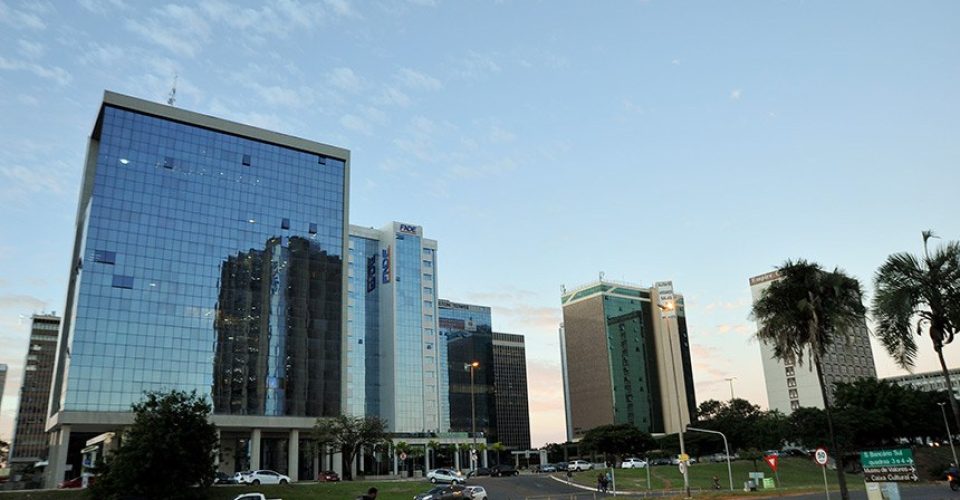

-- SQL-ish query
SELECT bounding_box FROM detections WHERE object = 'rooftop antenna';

[167,74,178,106]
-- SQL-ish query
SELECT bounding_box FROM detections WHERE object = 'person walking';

[597,472,605,492]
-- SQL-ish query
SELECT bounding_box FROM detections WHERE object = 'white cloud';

[17,39,44,59]
[124,6,210,58]
[455,51,502,79]
[78,0,127,14]
[329,67,364,93]
[407,0,437,5]
[340,114,372,135]
[0,164,69,194]
[323,0,358,17]
[730,89,742,100]
[396,67,443,91]
[672,58,681,65]
[375,86,411,107]
[488,125,515,144]
[0,56,71,85]
[0,2,47,30]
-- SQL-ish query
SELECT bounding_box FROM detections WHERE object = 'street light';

[657,300,690,499]
[939,402,959,466]
[724,377,737,400]
[687,426,734,491]
[466,361,480,470]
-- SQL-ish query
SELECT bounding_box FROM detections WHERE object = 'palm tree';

[427,440,440,469]
[751,259,866,500]
[490,442,506,465]
[873,231,960,432]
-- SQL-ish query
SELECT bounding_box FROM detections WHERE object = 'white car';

[427,468,465,484]
[241,470,290,485]
[568,460,593,471]
[621,458,647,469]
[464,485,488,500]
[232,495,282,500]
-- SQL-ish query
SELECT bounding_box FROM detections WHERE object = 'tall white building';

[750,271,877,413]
[346,222,447,433]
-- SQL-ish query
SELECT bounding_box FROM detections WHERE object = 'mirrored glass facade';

[438,301,497,439]
[53,102,346,418]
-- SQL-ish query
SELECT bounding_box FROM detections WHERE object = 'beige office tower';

[749,271,877,414]
[560,279,695,439]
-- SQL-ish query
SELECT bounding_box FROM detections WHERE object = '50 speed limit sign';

[814,447,829,466]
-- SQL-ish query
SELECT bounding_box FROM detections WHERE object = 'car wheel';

[430,477,437,483]
[280,479,287,485]
[513,471,519,476]
[252,479,260,485]
[452,480,459,485]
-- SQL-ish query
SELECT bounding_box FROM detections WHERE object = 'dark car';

[490,464,519,477]
[555,462,568,471]
[414,484,467,500]
[317,470,340,482]
[466,467,491,478]
[534,463,557,473]
[214,471,238,485]
[650,458,673,466]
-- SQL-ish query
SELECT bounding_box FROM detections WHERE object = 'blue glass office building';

[437,300,497,441]
[46,92,349,486]
[345,223,446,434]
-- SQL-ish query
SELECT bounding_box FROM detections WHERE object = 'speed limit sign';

[814,447,828,466]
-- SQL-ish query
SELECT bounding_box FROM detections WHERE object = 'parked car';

[535,463,558,473]
[427,468,465,484]
[317,470,340,482]
[568,460,592,471]
[235,471,253,483]
[555,462,569,471]
[214,471,238,484]
[414,484,468,500]
[58,476,84,489]
[650,458,673,466]
[466,467,490,478]
[231,494,282,500]
[490,464,520,477]
[620,458,647,469]
[464,485,488,500]
[240,470,290,485]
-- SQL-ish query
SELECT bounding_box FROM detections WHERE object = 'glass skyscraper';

[438,300,496,440]
[346,223,446,434]
[46,91,349,486]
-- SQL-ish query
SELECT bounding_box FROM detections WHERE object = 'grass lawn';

[563,457,865,493]
[0,480,432,500]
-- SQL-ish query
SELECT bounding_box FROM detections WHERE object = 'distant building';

[346,223,446,434]
[10,315,61,465]
[749,271,877,414]
[492,332,531,450]
[0,363,6,413]
[438,300,496,441]
[560,279,695,439]
[884,368,960,399]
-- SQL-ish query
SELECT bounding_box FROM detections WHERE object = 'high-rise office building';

[46,91,349,486]
[346,223,445,434]
[438,300,496,440]
[9,315,60,468]
[492,332,531,450]
[749,271,877,414]
[560,279,695,439]
[0,363,6,413]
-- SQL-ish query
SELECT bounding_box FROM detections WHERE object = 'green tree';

[751,260,866,500]
[581,423,656,463]
[490,442,505,465]
[314,415,388,481]
[91,390,218,500]
[873,231,960,432]
[428,440,440,468]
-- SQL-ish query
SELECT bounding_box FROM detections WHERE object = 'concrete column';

[454,448,460,471]
[482,449,488,468]
[313,452,319,479]
[287,429,299,482]
[44,424,71,489]
[332,450,343,477]
[425,445,431,471]
[359,446,365,474]
[250,429,262,470]
[393,446,399,476]
[350,450,357,479]
[214,429,221,470]
[514,453,519,468]
[320,445,328,470]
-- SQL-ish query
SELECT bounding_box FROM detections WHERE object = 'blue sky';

[0,0,958,447]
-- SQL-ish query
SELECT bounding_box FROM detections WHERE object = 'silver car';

[464,485,488,500]
[427,468,465,484]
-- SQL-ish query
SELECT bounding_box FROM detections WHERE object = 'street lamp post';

[466,361,480,470]
[687,426,734,491]
[940,402,959,466]
[724,377,737,400]
[658,300,690,499]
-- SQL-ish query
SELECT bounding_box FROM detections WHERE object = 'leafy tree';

[490,442,505,465]
[314,415,388,481]
[0,439,8,467]
[581,423,656,463]
[91,390,218,500]
[696,398,785,453]
[428,440,440,468]
[873,231,960,431]
[751,260,866,500]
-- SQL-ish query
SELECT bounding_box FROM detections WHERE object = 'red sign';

[765,455,779,472]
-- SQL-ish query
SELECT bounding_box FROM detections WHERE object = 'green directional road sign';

[861,449,914,468]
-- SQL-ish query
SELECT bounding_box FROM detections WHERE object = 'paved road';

[465,475,959,500]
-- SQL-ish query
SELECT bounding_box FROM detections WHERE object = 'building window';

[242,154,252,166]
[112,275,134,289]
[163,156,174,169]
[787,377,797,388]
[785,366,795,377]
[423,260,433,268]
[790,400,801,410]
[94,250,116,264]
[424,286,433,295]
[789,389,798,399]
[423,248,432,257]
[424,300,433,310]
[423,273,433,282]
[318,155,327,165]
[281,218,290,230]
[309,223,318,234]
